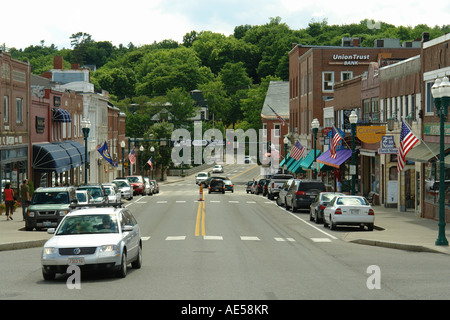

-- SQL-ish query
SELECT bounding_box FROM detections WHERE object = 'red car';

[126,175,145,196]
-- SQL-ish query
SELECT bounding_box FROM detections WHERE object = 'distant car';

[246,181,254,193]
[250,181,258,194]
[78,185,109,204]
[276,178,295,207]
[143,177,152,195]
[202,176,228,187]
[285,180,326,212]
[212,165,224,173]
[208,179,225,194]
[76,190,93,205]
[112,179,133,200]
[323,195,375,231]
[244,156,252,164]
[224,180,234,192]
[309,192,344,223]
[196,172,209,185]
[255,179,266,195]
[267,174,294,200]
[41,206,142,280]
[150,180,159,193]
[126,175,145,196]
[102,183,122,203]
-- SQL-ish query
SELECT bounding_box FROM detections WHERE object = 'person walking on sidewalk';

[20,179,30,221]
[4,183,15,221]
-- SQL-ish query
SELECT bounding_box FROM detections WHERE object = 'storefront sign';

[378,135,398,154]
[36,116,45,133]
[356,126,386,144]
[423,123,450,135]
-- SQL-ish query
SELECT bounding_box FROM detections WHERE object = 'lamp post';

[120,140,126,177]
[349,110,358,195]
[139,145,144,176]
[311,118,320,179]
[81,118,91,184]
[283,136,289,173]
[150,146,155,180]
[431,76,450,246]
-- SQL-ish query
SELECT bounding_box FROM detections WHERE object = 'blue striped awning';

[32,141,85,173]
[52,108,72,122]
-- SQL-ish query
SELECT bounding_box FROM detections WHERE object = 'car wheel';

[131,245,142,269]
[367,223,374,231]
[330,217,336,230]
[323,217,329,228]
[116,251,127,278]
[42,268,55,281]
[276,197,281,206]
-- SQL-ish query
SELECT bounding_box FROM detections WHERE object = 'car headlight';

[27,211,35,217]
[58,211,68,216]
[99,245,119,256]
[42,247,58,257]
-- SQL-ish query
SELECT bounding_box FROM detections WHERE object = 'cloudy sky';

[2,0,449,50]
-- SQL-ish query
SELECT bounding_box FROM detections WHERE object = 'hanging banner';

[356,125,386,144]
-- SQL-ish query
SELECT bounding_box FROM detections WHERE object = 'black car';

[285,180,326,212]
[246,181,254,193]
[255,179,266,195]
[209,179,225,194]
[309,192,344,223]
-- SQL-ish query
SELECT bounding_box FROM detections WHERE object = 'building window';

[3,96,8,124]
[16,98,23,123]
[322,72,334,92]
[372,98,379,122]
[262,123,267,137]
[363,99,370,121]
[425,81,434,114]
[274,124,280,137]
[341,71,353,81]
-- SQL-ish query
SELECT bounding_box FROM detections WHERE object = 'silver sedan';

[41,207,142,280]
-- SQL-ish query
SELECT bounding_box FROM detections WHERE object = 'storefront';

[0,145,28,201]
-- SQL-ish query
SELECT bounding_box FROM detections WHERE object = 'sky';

[2,0,449,50]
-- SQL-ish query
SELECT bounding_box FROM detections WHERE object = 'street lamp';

[120,140,126,177]
[139,145,144,176]
[283,136,289,173]
[150,146,155,179]
[81,118,91,184]
[349,110,358,195]
[431,76,450,246]
[311,118,320,179]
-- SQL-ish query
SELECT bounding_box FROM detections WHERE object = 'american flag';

[397,121,419,172]
[290,141,305,160]
[128,148,136,165]
[268,105,286,126]
[330,127,343,159]
[147,157,153,170]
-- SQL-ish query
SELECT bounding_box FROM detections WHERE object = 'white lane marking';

[141,237,151,241]
[274,237,296,242]
[311,238,332,243]
[204,236,223,240]
[229,201,239,203]
[246,201,256,204]
[210,201,221,203]
[166,236,186,241]
[176,200,186,203]
[241,236,260,241]
[157,201,168,203]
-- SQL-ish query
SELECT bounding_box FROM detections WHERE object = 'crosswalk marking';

[274,237,296,242]
[157,201,167,203]
[240,236,260,241]
[141,235,330,243]
[165,236,186,241]
[311,238,332,242]
[141,236,151,241]
[204,236,223,240]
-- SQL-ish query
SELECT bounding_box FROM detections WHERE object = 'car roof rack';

[69,202,124,210]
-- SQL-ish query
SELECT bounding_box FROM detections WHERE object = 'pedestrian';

[4,183,15,221]
[20,179,30,221]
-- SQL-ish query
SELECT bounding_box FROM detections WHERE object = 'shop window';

[425,163,450,207]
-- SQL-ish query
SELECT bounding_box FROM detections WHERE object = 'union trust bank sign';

[329,53,371,66]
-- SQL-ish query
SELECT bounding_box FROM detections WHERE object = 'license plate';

[68,257,85,265]
[43,221,52,227]
[350,209,360,215]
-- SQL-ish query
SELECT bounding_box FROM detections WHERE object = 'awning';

[299,149,321,169]
[290,160,306,173]
[316,149,352,168]
[52,108,72,122]
[32,141,85,173]
[280,153,290,167]
[286,157,299,171]
[405,142,450,163]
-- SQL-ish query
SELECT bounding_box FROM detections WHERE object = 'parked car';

[112,178,133,200]
[77,185,109,204]
[41,206,142,280]
[212,165,224,173]
[102,183,122,203]
[25,187,78,231]
[267,174,294,200]
[323,195,375,231]
[76,190,93,205]
[276,178,295,207]
[246,181,254,193]
[208,179,225,194]
[150,179,159,193]
[126,175,145,196]
[244,156,252,164]
[224,180,234,192]
[309,192,344,223]
[255,179,266,195]
[250,181,258,194]
[143,177,152,195]
[285,179,326,212]
[196,172,209,185]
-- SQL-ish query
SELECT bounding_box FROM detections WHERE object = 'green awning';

[280,153,290,167]
[286,157,299,171]
[291,160,306,173]
[299,149,321,169]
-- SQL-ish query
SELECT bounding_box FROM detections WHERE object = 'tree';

[166,87,198,129]
[145,121,173,181]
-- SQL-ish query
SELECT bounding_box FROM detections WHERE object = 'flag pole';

[402,120,439,162]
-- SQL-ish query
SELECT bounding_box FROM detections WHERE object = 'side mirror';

[122,225,133,232]
[47,228,55,234]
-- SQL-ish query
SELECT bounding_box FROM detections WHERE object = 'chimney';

[54,56,63,69]
[422,32,430,43]
[71,63,80,70]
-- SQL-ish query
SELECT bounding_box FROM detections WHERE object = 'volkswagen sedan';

[323,195,375,231]
[41,206,142,280]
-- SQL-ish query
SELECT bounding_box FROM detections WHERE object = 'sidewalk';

[0,178,449,255]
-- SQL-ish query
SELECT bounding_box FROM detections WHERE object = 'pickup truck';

[267,174,294,200]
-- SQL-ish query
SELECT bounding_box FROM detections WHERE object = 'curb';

[0,239,48,252]
[348,238,448,254]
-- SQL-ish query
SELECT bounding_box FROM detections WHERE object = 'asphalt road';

[1,163,450,303]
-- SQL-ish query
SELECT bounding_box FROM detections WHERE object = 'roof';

[261,81,289,118]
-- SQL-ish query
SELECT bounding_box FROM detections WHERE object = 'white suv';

[196,172,209,185]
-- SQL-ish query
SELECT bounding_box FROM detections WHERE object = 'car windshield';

[103,187,112,195]
[127,177,141,183]
[76,192,87,203]
[336,197,368,206]
[56,214,119,235]
[113,181,129,188]
[321,193,339,202]
[78,186,103,199]
[32,191,70,205]
[224,180,232,185]
[198,173,207,177]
